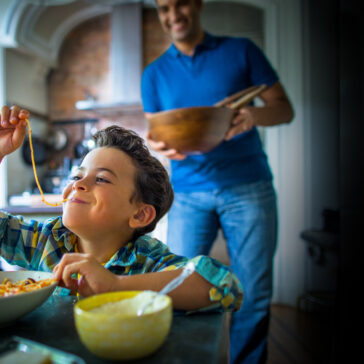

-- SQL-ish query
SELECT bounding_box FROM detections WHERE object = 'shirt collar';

[51,216,77,252]
[104,241,136,268]
[51,216,138,267]
[168,32,219,57]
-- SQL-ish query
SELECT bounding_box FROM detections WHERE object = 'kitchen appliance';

[22,136,47,166]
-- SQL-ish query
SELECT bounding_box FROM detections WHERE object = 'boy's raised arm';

[0,105,29,162]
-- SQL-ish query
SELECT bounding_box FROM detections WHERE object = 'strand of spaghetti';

[25,119,68,207]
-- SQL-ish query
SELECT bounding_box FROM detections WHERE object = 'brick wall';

[47,8,170,169]
[48,15,111,121]
[143,8,170,67]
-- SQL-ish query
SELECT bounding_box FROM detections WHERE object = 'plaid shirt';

[0,211,243,312]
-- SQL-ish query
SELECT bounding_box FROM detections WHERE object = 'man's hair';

[92,125,174,240]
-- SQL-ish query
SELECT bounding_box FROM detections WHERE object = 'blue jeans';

[167,181,277,364]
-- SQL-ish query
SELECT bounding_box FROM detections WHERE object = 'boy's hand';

[53,253,119,297]
[0,105,29,160]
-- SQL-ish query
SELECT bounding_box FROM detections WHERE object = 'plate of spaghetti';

[0,271,58,326]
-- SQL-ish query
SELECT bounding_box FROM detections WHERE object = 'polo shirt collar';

[168,32,218,57]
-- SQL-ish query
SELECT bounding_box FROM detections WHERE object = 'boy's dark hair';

[92,125,174,240]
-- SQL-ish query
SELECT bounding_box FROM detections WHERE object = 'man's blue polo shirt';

[141,33,279,192]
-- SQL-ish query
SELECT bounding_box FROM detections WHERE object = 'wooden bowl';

[147,106,236,154]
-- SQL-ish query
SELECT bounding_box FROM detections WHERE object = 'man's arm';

[225,81,294,140]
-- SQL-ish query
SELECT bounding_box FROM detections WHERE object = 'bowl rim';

[0,271,58,301]
[147,105,232,118]
[74,290,172,319]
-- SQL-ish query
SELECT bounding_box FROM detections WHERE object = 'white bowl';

[0,271,57,326]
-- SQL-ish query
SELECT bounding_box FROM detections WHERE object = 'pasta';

[25,119,68,207]
[0,277,56,297]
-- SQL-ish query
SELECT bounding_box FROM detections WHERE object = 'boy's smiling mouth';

[69,196,88,204]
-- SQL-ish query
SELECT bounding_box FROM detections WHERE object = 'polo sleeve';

[0,211,41,269]
[141,66,160,113]
[244,38,279,88]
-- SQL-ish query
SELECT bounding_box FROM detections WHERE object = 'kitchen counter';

[4,194,63,217]
[3,206,62,215]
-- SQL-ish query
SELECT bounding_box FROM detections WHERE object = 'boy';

[0,105,243,312]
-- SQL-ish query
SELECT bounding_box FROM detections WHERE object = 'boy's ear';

[129,204,156,229]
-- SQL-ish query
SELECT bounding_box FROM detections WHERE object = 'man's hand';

[0,105,29,160]
[147,132,187,160]
[224,82,294,141]
[53,253,119,297]
[225,107,256,141]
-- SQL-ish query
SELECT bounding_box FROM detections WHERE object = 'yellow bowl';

[74,291,172,360]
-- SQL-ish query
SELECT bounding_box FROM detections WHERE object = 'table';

[0,296,228,364]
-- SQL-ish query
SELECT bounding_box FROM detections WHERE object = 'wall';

[48,15,111,121]
[298,0,340,308]
[142,7,170,66]
[337,1,362,360]
[6,49,48,114]
[46,10,170,169]
[202,1,263,47]
[48,10,170,123]
[0,12,51,202]
[302,0,339,228]
[4,48,49,197]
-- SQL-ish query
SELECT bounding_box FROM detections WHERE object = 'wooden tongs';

[214,84,267,110]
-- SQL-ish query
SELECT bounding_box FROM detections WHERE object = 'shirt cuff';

[189,255,243,312]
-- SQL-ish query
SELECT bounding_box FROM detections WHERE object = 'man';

[141,0,294,363]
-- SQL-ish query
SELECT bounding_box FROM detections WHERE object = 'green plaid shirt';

[0,211,243,312]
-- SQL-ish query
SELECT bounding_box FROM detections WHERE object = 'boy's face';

[62,147,140,239]
[156,0,202,43]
